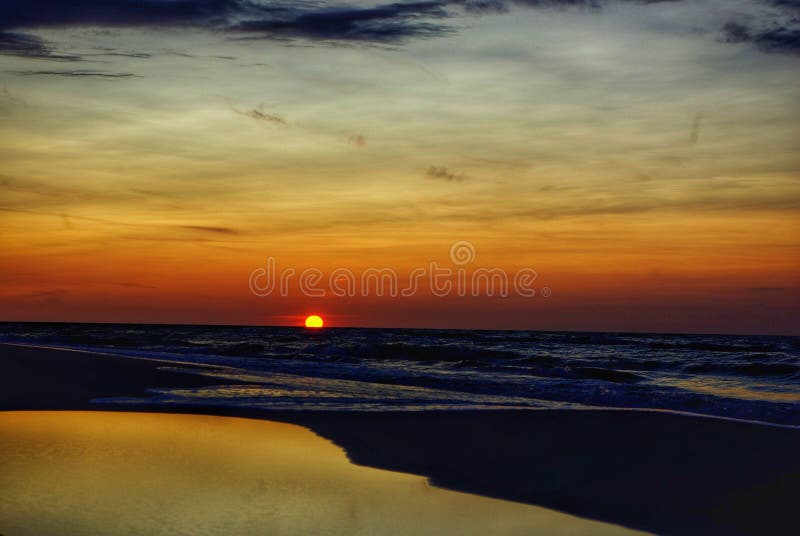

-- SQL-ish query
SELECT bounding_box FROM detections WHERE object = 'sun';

[304,315,324,329]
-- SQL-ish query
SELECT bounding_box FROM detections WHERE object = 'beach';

[2,411,644,536]
[5,3,799,534]
[1,342,798,535]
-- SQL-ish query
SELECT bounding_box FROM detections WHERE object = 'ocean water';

[1,323,798,426]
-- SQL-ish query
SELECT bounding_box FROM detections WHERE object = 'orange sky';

[1,1,799,334]
[2,205,798,333]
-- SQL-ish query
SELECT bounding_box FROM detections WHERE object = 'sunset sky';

[1,0,798,334]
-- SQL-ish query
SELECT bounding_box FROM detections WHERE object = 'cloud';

[181,225,240,235]
[23,289,70,304]
[426,166,466,182]
[349,134,367,147]
[0,0,244,30]
[689,113,702,145]
[113,282,160,289]
[85,50,154,59]
[161,49,238,60]
[0,1,454,49]
[230,1,453,43]
[9,69,138,78]
[0,0,798,62]
[0,0,692,54]
[721,21,800,55]
[0,31,82,60]
[0,204,144,228]
[231,103,288,126]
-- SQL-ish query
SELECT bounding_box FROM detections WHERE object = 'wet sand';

[2,343,799,535]
[0,411,643,536]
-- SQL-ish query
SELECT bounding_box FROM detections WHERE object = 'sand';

[0,411,643,536]
[2,343,798,535]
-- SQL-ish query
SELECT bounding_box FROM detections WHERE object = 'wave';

[649,341,781,353]
[1,322,797,425]
[315,341,526,362]
[569,367,645,383]
[683,362,799,377]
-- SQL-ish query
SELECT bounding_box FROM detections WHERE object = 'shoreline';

[2,342,799,535]
[4,342,796,429]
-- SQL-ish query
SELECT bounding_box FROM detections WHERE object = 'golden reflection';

[0,411,644,535]
[650,377,800,403]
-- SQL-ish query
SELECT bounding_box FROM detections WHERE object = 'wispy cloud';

[113,282,159,289]
[23,289,70,304]
[0,31,82,60]
[84,49,153,59]
[349,134,367,147]
[181,225,240,235]
[9,69,138,78]
[689,113,703,145]
[230,103,288,126]
[426,166,465,182]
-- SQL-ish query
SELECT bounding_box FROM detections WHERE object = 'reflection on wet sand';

[0,411,642,536]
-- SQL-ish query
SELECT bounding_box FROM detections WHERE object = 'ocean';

[1,322,798,426]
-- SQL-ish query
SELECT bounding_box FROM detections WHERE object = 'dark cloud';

[427,166,465,182]
[85,50,154,59]
[0,0,246,30]
[0,1,453,50]
[0,0,677,53]
[0,31,82,60]
[0,0,797,58]
[181,225,240,235]
[9,70,139,78]
[767,0,800,13]
[722,21,800,55]
[457,0,511,14]
[230,103,288,125]
[460,0,603,13]
[721,22,751,43]
[231,2,452,42]
[459,0,677,13]
[160,49,238,60]
[113,282,160,289]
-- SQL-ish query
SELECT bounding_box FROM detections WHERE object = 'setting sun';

[304,315,324,329]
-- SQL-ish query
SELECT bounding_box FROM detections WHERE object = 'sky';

[1,0,798,334]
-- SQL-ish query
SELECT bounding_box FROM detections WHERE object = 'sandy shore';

[2,343,798,535]
[1,410,643,536]
[0,343,229,409]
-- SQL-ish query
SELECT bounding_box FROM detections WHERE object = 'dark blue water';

[1,322,798,426]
